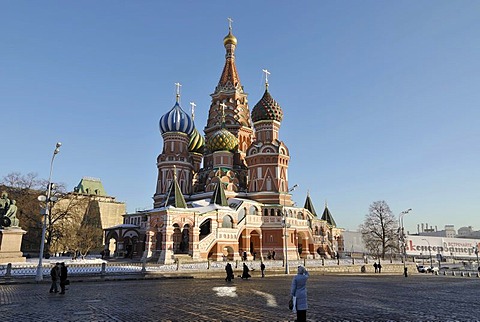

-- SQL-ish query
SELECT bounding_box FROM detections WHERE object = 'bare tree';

[1,172,89,257]
[1,172,45,252]
[45,192,89,256]
[1,172,42,190]
[360,200,399,259]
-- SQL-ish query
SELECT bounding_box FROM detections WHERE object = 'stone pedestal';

[0,228,26,264]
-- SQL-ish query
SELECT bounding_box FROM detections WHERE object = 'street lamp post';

[35,142,62,282]
[282,184,298,274]
[399,208,412,277]
[422,238,433,272]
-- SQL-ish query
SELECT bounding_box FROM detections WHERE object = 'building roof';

[74,177,107,196]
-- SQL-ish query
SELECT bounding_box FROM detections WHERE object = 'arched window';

[270,209,275,216]
[238,208,246,222]
[263,209,268,216]
[199,219,211,240]
[249,206,257,216]
[222,215,233,228]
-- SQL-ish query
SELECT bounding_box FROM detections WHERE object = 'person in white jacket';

[290,265,309,322]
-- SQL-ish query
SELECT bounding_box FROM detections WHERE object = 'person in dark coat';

[225,263,234,282]
[241,263,251,279]
[49,263,60,293]
[260,262,265,278]
[378,262,382,273]
[373,262,378,273]
[290,265,309,322]
[59,262,68,294]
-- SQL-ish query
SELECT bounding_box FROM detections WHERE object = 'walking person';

[290,265,309,322]
[49,263,60,293]
[373,262,378,273]
[225,263,234,282]
[260,262,265,278]
[241,263,251,279]
[59,262,68,294]
[378,262,382,273]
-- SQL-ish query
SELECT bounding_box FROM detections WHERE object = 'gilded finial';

[190,102,196,121]
[262,69,270,89]
[174,82,182,103]
[219,102,227,127]
[223,17,237,46]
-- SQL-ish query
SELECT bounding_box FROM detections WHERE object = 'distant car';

[416,265,438,273]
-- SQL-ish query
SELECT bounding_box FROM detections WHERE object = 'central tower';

[204,20,253,174]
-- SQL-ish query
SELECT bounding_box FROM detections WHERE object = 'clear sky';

[2,1,479,233]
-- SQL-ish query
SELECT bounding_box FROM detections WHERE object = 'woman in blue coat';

[290,265,309,322]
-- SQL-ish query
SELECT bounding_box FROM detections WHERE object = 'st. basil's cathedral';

[104,22,344,264]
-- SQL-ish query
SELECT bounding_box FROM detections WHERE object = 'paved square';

[1,274,479,321]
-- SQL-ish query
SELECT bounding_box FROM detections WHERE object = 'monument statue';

[0,191,10,212]
[0,191,26,263]
[5,200,19,227]
[0,191,18,228]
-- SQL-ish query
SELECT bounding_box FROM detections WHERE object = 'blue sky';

[2,1,479,233]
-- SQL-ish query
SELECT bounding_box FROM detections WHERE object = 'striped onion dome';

[188,127,205,153]
[159,102,194,135]
[206,128,238,152]
[251,88,283,123]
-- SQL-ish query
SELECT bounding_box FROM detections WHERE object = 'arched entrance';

[297,232,308,258]
[172,224,182,253]
[250,230,261,259]
[223,246,235,261]
[180,224,190,254]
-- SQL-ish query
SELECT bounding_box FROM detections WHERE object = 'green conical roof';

[321,204,337,226]
[164,178,187,209]
[210,180,228,207]
[303,193,317,217]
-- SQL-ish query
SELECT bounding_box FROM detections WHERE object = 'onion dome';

[223,31,237,46]
[188,127,205,153]
[159,102,194,135]
[251,88,283,123]
[206,128,238,152]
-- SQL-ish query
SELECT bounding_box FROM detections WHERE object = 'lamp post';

[35,142,62,282]
[398,208,412,277]
[282,184,298,274]
[422,238,433,272]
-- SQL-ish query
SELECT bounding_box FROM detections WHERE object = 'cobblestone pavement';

[1,273,479,321]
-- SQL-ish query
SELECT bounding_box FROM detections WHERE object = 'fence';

[2,258,477,279]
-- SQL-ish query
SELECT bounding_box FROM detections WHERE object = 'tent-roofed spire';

[321,201,337,226]
[217,18,242,91]
[210,180,228,206]
[303,190,317,217]
[163,166,187,208]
